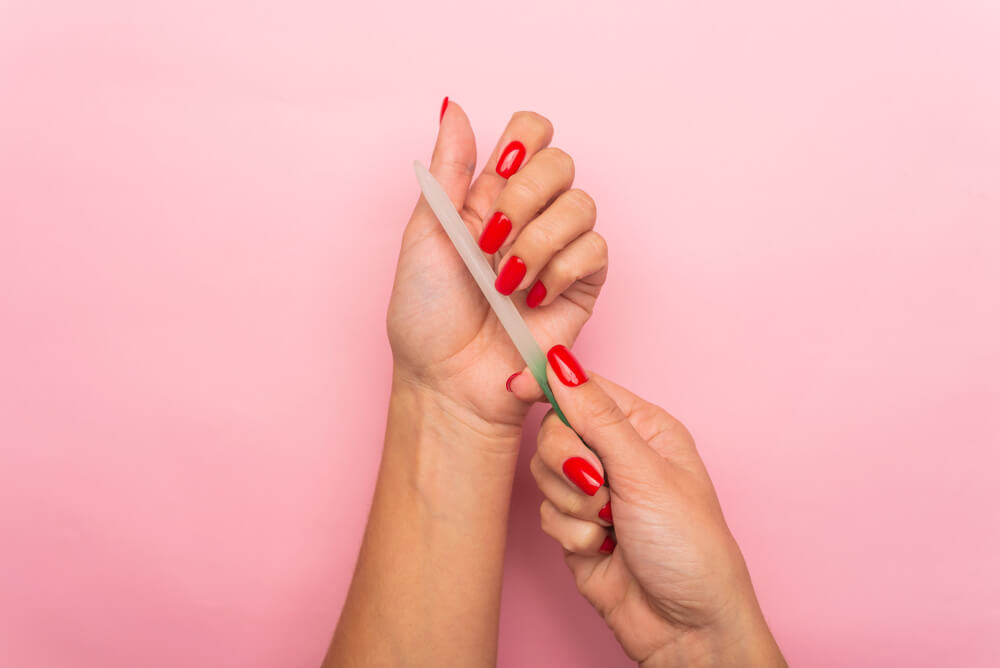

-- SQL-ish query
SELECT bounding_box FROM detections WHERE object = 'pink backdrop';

[2,1,998,666]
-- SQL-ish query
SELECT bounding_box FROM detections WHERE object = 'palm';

[387,104,604,428]
[570,508,741,661]
[565,401,750,661]
[387,202,599,427]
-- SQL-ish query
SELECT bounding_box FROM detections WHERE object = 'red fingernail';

[505,371,520,392]
[599,535,616,553]
[495,256,526,295]
[562,457,603,496]
[496,140,526,178]
[479,211,512,254]
[439,96,449,123]
[599,501,612,523]
[526,280,547,308]
[547,344,588,387]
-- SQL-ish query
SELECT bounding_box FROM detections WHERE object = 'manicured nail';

[598,501,612,523]
[547,344,588,387]
[495,256,526,295]
[526,280,546,308]
[505,371,520,392]
[496,140,526,178]
[479,211,512,254]
[599,535,616,553]
[439,96,449,123]
[562,457,603,495]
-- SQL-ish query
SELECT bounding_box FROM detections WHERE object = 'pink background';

[1,1,998,666]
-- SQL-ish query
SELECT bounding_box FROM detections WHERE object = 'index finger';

[544,345,658,472]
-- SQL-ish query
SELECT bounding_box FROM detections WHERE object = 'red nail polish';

[495,256,526,295]
[439,96,449,123]
[496,140,526,178]
[526,280,546,308]
[479,211,512,254]
[547,345,588,387]
[599,501,612,523]
[599,535,616,553]
[562,457,603,496]
[505,371,520,392]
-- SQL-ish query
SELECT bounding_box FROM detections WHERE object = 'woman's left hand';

[387,100,608,445]
[521,357,786,667]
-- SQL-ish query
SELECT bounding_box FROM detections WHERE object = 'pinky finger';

[539,500,616,556]
[526,231,608,309]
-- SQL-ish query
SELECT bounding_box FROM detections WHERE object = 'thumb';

[427,97,476,212]
[545,345,660,476]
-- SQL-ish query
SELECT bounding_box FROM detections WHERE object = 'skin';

[329,102,784,666]
[517,364,786,667]
[325,103,607,667]
[387,105,606,429]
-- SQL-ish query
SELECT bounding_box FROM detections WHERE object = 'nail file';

[413,160,573,428]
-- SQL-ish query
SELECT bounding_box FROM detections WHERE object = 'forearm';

[326,373,521,667]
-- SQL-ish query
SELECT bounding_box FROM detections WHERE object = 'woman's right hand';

[516,345,786,667]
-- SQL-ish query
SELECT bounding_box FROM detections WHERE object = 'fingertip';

[439,95,449,124]
[562,456,604,496]
[526,280,547,308]
[437,96,467,125]
[546,344,589,388]
[509,367,547,403]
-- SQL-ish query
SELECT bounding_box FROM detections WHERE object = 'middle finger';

[478,147,575,255]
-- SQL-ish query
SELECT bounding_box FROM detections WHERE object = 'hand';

[387,101,608,443]
[519,345,786,667]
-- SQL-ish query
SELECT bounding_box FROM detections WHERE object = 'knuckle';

[529,453,543,480]
[524,218,559,250]
[563,492,586,518]
[645,410,695,448]
[541,147,575,178]
[439,155,477,176]
[587,398,629,432]
[547,253,576,282]
[537,436,564,470]
[507,171,544,202]
[565,188,596,219]
[539,501,560,533]
[586,231,608,259]
[538,409,563,442]
[512,110,553,137]
[510,110,540,124]
[529,453,555,486]
[537,415,554,443]
[569,524,603,553]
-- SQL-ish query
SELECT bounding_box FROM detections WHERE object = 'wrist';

[643,598,785,668]
[385,371,522,495]
[389,368,523,455]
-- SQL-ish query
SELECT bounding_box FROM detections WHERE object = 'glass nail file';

[413,160,573,429]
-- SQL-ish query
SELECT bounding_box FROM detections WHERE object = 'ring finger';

[540,500,616,555]
[494,192,600,301]
[478,147,576,256]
